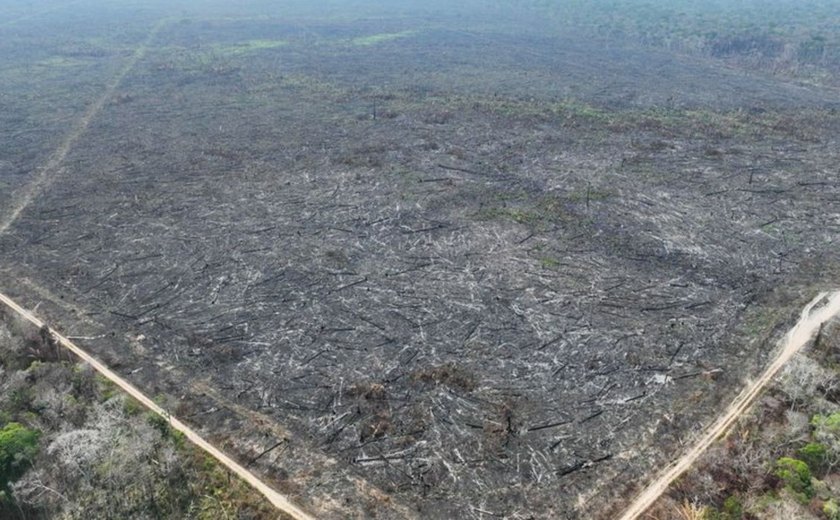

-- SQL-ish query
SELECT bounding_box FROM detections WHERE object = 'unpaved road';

[7,284,835,520]
[0,290,315,520]
[0,17,168,236]
[618,290,840,520]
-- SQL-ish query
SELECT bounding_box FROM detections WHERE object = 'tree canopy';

[0,422,40,495]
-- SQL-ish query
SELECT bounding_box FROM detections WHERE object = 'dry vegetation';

[648,319,840,520]
[0,1,839,518]
[0,309,280,519]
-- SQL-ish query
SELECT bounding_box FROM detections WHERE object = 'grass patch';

[474,193,580,228]
[350,30,417,47]
[35,57,92,68]
[552,99,614,123]
[95,374,116,402]
[122,396,143,416]
[539,257,562,269]
[210,39,288,56]
[740,303,787,340]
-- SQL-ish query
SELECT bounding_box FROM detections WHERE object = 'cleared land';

[1,1,840,518]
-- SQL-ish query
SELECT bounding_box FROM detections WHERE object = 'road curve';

[0,290,316,520]
[618,290,840,520]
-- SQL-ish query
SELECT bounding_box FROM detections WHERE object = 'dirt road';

[0,17,168,236]
[0,290,315,520]
[618,290,840,520]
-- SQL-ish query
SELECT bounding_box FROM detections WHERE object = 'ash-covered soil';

[2,3,840,518]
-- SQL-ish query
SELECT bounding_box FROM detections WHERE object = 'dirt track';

[0,17,168,236]
[2,4,840,517]
[0,290,315,520]
[617,290,840,520]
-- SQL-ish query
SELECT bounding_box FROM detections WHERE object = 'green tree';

[775,457,813,500]
[721,495,743,519]
[0,422,40,497]
[811,413,840,467]
[799,442,828,473]
[825,499,840,520]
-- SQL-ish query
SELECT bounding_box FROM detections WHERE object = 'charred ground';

[1,1,840,518]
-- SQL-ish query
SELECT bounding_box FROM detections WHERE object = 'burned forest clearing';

[2,1,840,518]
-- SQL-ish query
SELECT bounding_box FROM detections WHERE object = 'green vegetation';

[0,315,275,519]
[154,39,289,76]
[208,39,288,56]
[350,30,417,46]
[740,302,789,342]
[654,321,840,518]
[122,395,143,416]
[539,256,562,269]
[775,457,814,500]
[474,193,580,228]
[476,205,542,225]
[517,0,840,84]
[0,423,39,498]
[2,2,839,518]
[812,412,840,433]
[800,442,829,472]
[549,99,614,124]
[429,91,821,145]
[566,187,613,204]
[34,57,91,69]
[721,496,744,519]
[702,495,744,520]
[812,412,840,466]
[826,499,840,520]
